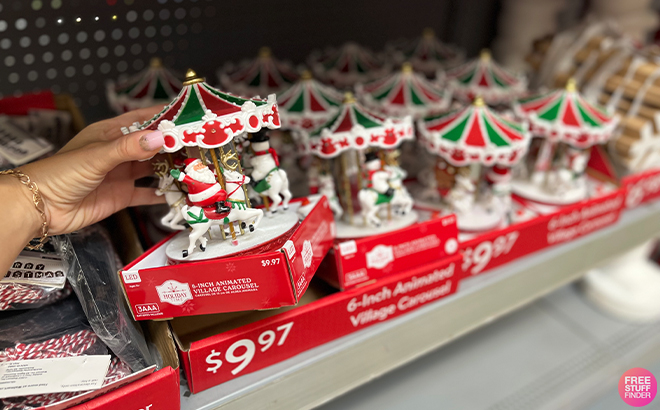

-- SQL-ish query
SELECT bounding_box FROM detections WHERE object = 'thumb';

[93,130,164,174]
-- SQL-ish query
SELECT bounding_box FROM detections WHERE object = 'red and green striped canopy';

[357,63,451,119]
[443,50,527,105]
[309,42,390,89]
[277,71,343,131]
[419,98,530,166]
[391,28,464,77]
[218,47,299,98]
[514,80,618,148]
[136,70,281,153]
[106,58,182,114]
[308,94,414,158]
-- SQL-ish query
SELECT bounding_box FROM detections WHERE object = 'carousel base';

[166,208,300,262]
[414,199,504,233]
[510,178,587,205]
[456,203,504,232]
[335,211,419,239]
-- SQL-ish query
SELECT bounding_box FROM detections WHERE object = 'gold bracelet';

[0,169,49,250]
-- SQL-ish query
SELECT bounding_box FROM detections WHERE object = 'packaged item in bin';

[0,296,131,409]
[55,225,154,372]
[2,251,71,311]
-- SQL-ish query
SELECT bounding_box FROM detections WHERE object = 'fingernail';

[139,131,164,151]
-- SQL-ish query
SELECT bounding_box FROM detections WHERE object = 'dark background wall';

[0,0,502,123]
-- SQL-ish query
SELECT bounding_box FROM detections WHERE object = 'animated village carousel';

[123,69,297,262]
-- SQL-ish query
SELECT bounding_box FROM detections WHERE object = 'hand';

[170,169,181,180]
[16,106,167,236]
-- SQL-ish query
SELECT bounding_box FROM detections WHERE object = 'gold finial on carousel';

[480,49,491,62]
[150,57,163,68]
[423,27,435,38]
[301,69,313,80]
[566,77,577,92]
[259,46,272,59]
[401,62,413,74]
[473,95,485,107]
[343,91,356,104]
[183,69,205,86]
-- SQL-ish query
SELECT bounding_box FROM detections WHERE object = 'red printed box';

[316,213,459,290]
[120,198,335,320]
[459,189,625,278]
[621,167,660,210]
[68,366,180,410]
[172,254,463,393]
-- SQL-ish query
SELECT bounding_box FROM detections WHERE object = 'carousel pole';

[354,150,363,189]
[340,152,354,224]
[208,147,237,243]
[378,151,392,221]
[198,148,216,240]
[165,153,182,191]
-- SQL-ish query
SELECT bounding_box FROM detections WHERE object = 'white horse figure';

[447,173,476,215]
[318,174,343,219]
[358,165,413,228]
[179,169,264,258]
[385,165,414,216]
[155,172,186,230]
[249,146,292,215]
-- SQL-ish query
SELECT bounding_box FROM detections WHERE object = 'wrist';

[1,172,46,241]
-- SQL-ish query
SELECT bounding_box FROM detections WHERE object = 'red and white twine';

[0,330,132,409]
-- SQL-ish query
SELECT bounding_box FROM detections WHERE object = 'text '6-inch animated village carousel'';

[123,69,297,262]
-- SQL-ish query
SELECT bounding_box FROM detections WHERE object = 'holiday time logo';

[302,240,313,268]
[366,245,394,270]
[156,280,193,306]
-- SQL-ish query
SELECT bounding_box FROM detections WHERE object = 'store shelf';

[181,201,660,410]
[317,286,660,410]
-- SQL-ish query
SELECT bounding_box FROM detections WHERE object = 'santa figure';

[170,158,230,215]
[364,151,394,199]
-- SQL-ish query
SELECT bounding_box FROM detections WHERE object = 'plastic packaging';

[0,296,133,409]
[54,225,154,372]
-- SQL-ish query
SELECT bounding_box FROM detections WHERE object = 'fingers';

[129,187,166,207]
[90,130,164,176]
[59,105,165,153]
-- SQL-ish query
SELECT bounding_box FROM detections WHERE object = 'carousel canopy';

[514,79,618,149]
[443,49,527,105]
[218,47,300,98]
[357,62,451,119]
[308,93,414,158]
[309,42,390,88]
[391,28,464,76]
[138,69,280,153]
[419,97,530,167]
[106,57,182,113]
[277,70,344,131]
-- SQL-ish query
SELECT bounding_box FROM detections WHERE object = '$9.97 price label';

[205,322,294,376]
[462,231,519,275]
[261,258,281,268]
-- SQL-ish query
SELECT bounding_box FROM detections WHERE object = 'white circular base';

[166,210,300,262]
[581,245,660,323]
[335,211,419,239]
[511,178,587,205]
[455,203,504,232]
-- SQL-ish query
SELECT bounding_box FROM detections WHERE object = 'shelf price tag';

[461,231,519,275]
[205,322,294,376]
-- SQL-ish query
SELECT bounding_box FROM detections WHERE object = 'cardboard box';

[120,198,335,320]
[459,189,625,277]
[316,213,459,290]
[171,254,463,393]
[40,322,180,410]
[621,167,660,210]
